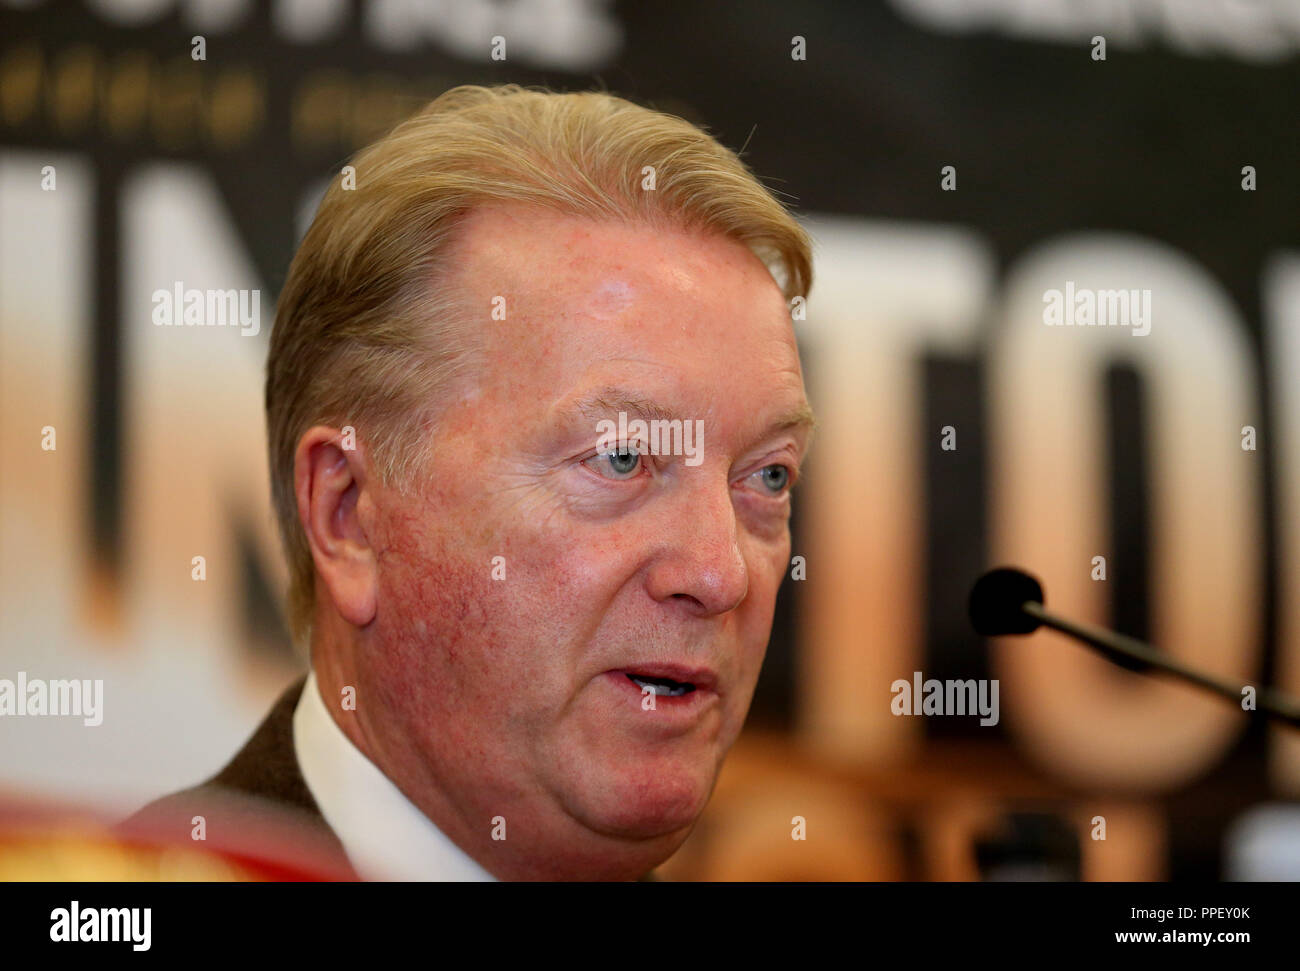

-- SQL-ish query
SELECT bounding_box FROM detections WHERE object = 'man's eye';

[584,446,643,480]
[755,464,792,494]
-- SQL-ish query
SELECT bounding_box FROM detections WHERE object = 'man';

[125,83,816,881]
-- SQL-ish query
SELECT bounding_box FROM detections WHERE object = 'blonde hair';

[267,83,814,646]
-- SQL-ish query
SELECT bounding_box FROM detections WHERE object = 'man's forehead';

[587,278,638,318]
[446,205,806,417]
[453,205,773,299]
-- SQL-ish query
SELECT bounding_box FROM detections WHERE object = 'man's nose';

[643,479,749,615]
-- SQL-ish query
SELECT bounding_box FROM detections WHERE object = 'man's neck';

[292,667,498,881]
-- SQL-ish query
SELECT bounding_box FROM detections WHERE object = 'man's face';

[361,204,813,878]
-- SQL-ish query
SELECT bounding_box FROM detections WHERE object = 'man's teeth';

[627,674,693,697]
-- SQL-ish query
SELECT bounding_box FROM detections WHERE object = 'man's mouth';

[613,664,718,699]
[625,673,696,697]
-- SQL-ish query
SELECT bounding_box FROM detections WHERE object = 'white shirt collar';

[292,669,497,881]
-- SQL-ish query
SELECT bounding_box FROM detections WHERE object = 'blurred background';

[1,0,1297,880]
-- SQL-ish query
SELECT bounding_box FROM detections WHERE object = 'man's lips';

[607,663,719,696]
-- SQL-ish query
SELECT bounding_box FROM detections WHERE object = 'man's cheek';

[377,557,565,700]
[373,540,495,676]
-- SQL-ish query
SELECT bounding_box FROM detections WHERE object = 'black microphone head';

[969,568,1045,636]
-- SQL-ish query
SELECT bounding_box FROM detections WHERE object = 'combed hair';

[266,83,814,645]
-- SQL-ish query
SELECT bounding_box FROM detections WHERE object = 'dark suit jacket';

[123,674,659,881]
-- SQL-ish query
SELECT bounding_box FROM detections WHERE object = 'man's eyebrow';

[770,402,818,440]
[559,385,818,446]
[566,388,681,426]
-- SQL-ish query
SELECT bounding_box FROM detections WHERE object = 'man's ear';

[294,425,378,630]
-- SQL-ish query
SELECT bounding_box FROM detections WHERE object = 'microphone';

[969,567,1300,729]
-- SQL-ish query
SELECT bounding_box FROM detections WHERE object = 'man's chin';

[566,762,715,842]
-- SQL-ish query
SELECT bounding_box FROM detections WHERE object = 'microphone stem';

[1020,601,1300,729]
